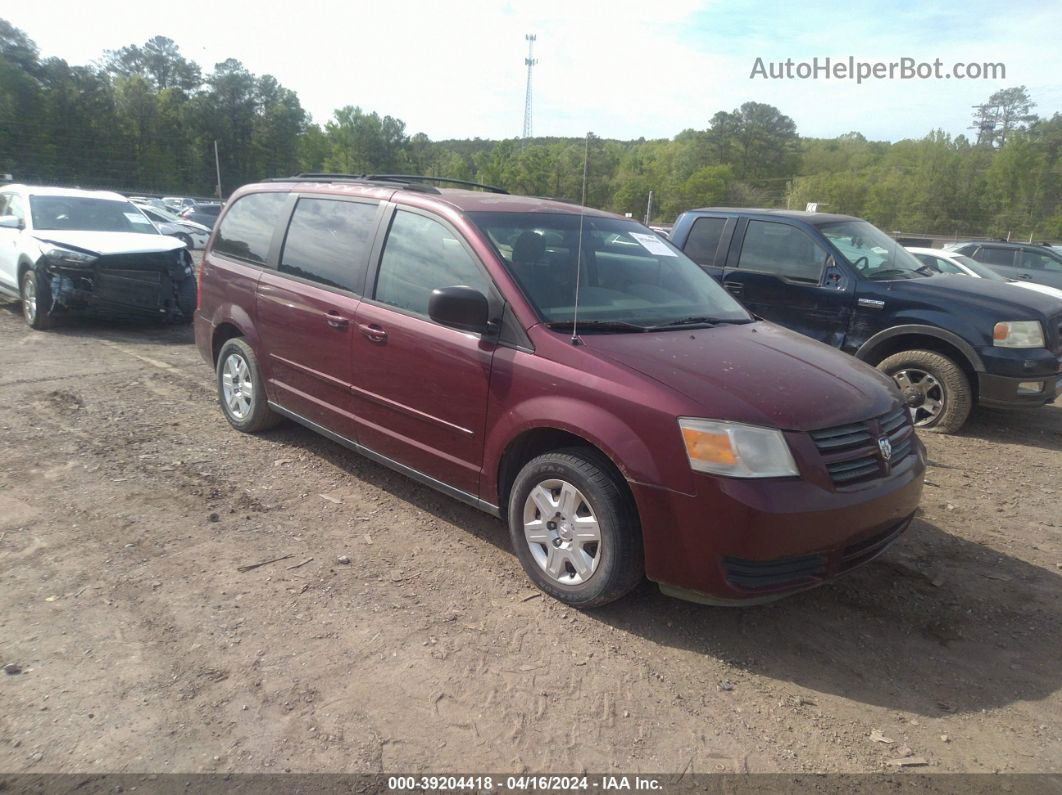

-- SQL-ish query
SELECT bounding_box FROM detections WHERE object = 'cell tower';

[522,34,537,139]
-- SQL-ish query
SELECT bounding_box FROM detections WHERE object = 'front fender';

[483,394,692,509]
[855,323,986,372]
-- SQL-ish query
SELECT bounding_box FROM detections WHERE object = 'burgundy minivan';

[194,175,925,607]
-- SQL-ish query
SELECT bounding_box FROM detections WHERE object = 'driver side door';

[0,192,25,293]
[721,219,852,347]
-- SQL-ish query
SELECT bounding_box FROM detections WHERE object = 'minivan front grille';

[810,406,915,487]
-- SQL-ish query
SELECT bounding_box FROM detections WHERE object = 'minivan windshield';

[30,196,159,234]
[820,220,929,280]
[468,212,751,330]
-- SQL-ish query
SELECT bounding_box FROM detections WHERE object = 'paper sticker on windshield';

[125,212,152,224]
[629,231,676,256]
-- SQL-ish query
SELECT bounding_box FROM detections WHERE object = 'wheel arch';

[855,325,983,386]
[495,425,638,523]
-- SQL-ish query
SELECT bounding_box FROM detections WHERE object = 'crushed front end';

[38,244,197,323]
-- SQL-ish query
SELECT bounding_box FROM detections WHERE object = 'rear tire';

[216,338,282,433]
[20,269,54,330]
[508,447,643,608]
[878,349,972,433]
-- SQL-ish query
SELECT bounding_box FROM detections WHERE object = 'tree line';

[1,20,1059,238]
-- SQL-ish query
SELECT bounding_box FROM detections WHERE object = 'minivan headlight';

[678,418,798,478]
[993,320,1044,349]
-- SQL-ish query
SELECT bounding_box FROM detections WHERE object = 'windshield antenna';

[571,131,591,345]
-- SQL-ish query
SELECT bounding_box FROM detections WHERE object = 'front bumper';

[977,346,1062,408]
[977,371,1061,409]
[631,438,926,603]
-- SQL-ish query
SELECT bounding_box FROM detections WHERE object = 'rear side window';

[374,210,491,317]
[738,220,827,283]
[975,246,1015,267]
[279,198,378,292]
[1020,249,1062,272]
[212,192,288,265]
[683,217,727,267]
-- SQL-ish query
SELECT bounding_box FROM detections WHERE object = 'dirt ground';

[0,299,1059,776]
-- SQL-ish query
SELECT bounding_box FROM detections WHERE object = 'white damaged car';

[0,186,197,329]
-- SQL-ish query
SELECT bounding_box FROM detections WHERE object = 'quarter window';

[684,217,727,267]
[212,192,288,265]
[375,210,490,316]
[738,221,827,283]
[280,198,378,292]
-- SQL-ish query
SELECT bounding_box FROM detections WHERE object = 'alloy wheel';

[22,276,37,324]
[221,352,253,420]
[892,367,945,426]
[522,478,601,585]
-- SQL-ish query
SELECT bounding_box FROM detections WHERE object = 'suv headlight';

[678,418,798,478]
[40,244,98,267]
[993,320,1044,348]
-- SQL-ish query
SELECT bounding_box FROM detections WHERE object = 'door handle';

[357,322,387,343]
[723,280,743,295]
[325,311,349,329]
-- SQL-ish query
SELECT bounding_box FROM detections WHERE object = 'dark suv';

[195,176,924,607]
[669,209,1062,433]
[945,240,1062,291]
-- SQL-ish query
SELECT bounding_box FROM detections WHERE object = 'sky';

[5,0,1061,142]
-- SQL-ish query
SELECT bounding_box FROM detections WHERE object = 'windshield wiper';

[649,315,752,329]
[544,320,653,333]
[866,268,918,280]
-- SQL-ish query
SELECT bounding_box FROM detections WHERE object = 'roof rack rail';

[365,175,508,194]
[263,173,440,193]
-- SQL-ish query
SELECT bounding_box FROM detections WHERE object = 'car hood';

[584,321,901,431]
[1014,280,1062,303]
[885,273,1062,318]
[33,230,185,256]
[178,220,211,233]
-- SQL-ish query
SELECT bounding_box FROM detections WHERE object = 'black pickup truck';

[669,209,1062,432]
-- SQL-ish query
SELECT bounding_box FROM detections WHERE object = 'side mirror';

[0,215,23,230]
[429,286,490,333]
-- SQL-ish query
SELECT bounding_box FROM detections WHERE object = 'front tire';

[216,338,282,433]
[21,269,54,330]
[878,349,972,433]
[508,448,643,608]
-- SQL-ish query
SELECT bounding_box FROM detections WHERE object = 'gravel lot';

[0,301,1059,775]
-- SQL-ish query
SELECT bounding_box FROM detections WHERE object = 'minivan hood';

[585,321,900,432]
[882,273,1061,319]
[33,230,185,256]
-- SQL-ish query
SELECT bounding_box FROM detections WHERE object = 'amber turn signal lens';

[681,427,737,467]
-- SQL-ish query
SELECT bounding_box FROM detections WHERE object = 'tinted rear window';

[279,198,379,292]
[683,217,726,266]
[212,192,288,264]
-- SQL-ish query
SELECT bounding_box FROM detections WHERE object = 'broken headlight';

[40,244,98,268]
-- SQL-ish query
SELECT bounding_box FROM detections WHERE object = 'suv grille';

[810,406,914,487]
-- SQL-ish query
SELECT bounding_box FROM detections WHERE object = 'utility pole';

[644,190,653,225]
[522,34,537,139]
[213,140,222,199]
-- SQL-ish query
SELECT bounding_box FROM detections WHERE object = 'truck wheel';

[878,349,972,433]
[216,338,282,433]
[21,269,55,330]
[508,447,643,608]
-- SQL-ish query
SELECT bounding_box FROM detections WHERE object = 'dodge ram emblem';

[878,437,893,461]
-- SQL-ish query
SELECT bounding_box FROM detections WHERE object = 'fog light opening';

[1017,381,1045,395]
